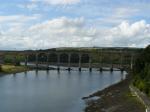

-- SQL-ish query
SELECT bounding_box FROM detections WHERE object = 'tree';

[133,45,150,96]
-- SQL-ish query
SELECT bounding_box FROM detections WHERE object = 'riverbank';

[0,65,31,75]
[83,73,145,112]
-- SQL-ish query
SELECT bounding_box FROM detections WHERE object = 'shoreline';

[83,73,145,112]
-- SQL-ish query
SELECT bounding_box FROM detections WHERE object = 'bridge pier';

[110,62,113,72]
[35,53,38,68]
[110,67,113,72]
[121,67,124,72]
[57,54,60,71]
[99,67,103,72]
[46,53,49,70]
[89,55,92,72]
[25,55,28,66]
[110,63,114,72]
[79,54,81,71]
[99,48,103,72]
[68,53,71,71]
[110,51,114,72]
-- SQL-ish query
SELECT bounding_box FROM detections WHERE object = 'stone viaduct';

[0,48,138,71]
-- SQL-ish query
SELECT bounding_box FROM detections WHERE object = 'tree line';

[133,45,150,97]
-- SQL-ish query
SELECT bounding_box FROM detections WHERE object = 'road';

[130,85,150,112]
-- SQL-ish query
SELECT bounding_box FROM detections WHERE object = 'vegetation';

[4,55,24,65]
[0,65,29,74]
[0,64,2,72]
[133,45,150,97]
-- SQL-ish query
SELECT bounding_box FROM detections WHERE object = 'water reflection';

[0,70,126,112]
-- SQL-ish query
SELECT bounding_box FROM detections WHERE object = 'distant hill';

[0,47,143,53]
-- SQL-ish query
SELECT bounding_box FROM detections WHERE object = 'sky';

[0,0,150,50]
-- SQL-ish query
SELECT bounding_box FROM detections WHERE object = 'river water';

[0,70,126,112]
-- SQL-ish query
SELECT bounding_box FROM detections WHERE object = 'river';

[0,69,126,112]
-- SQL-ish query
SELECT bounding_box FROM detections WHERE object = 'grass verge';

[0,64,30,74]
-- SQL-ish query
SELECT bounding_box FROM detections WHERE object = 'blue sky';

[0,0,150,50]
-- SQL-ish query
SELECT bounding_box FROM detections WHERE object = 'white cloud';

[31,0,80,5]
[18,3,38,10]
[111,20,150,37]
[0,14,41,23]
[27,17,95,48]
[92,7,140,27]
[0,17,149,50]
[114,7,139,19]
[108,20,150,47]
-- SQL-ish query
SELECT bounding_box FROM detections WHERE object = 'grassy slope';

[1,65,30,74]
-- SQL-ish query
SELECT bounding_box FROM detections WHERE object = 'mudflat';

[83,74,145,112]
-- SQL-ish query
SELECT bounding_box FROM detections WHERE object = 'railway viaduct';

[0,48,139,71]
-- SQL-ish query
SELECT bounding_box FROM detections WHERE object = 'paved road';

[130,85,150,112]
[147,108,150,112]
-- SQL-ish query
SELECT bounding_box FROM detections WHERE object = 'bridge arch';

[70,53,79,63]
[60,53,68,63]
[81,54,89,63]
[38,53,47,62]
[48,53,58,63]
[28,54,36,62]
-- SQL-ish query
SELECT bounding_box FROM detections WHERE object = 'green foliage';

[133,45,150,96]
[4,55,24,65]
[1,65,29,74]
[0,64,2,72]
[4,55,13,63]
